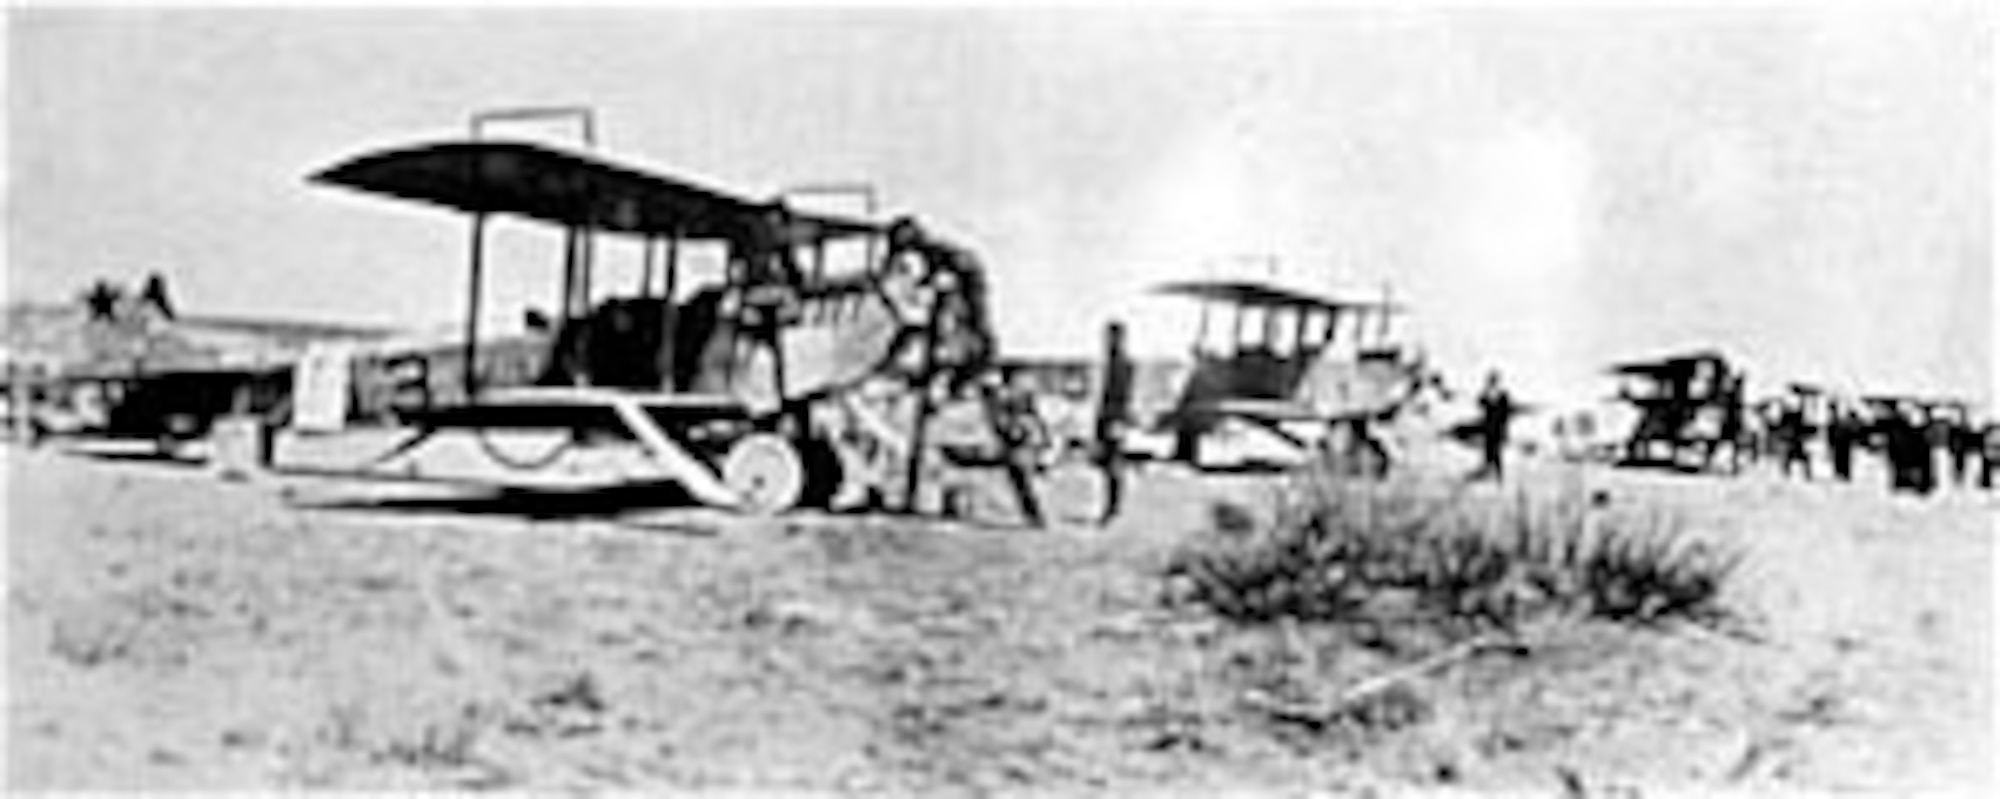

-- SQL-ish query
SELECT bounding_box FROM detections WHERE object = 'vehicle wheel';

[721,433,807,515]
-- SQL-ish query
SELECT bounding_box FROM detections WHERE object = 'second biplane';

[1130,279,1435,474]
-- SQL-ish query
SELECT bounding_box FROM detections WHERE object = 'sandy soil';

[5,431,1992,794]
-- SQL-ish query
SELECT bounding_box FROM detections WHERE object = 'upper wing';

[1151,280,1406,313]
[312,140,882,243]
[1210,397,1367,423]
[1605,349,1727,376]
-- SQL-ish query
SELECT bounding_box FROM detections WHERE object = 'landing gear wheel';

[721,433,807,515]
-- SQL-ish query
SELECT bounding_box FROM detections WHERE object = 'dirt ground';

[5,430,1993,794]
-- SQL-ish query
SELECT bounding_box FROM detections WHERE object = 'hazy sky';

[9,7,1991,403]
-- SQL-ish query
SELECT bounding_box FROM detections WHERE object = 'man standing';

[1882,402,1913,493]
[1826,402,1857,482]
[1914,404,1940,495]
[877,222,940,381]
[978,370,1045,528]
[1980,418,1998,490]
[881,217,997,392]
[1475,370,1512,481]
[1885,401,1936,496]
[1777,399,1813,480]
[1944,405,1977,488]
[1096,321,1135,526]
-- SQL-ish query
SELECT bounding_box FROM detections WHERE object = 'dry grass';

[1168,469,1745,634]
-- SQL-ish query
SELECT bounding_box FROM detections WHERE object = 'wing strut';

[463,213,488,400]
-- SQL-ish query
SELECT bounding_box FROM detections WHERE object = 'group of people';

[1774,398,1997,496]
[1644,383,1996,496]
[1429,365,1997,499]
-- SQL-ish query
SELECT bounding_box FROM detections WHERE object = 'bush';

[1168,470,1743,633]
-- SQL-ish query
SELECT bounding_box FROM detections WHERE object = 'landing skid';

[368,384,1049,524]
[377,387,746,509]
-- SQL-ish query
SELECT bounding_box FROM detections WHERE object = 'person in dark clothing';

[1884,402,1936,496]
[979,371,1046,528]
[1473,370,1512,481]
[1751,400,1783,468]
[1944,406,1976,488]
[1095,321,1135,526]
[1777,400,1813,480]
[1915,405,1940,494]
[1825,402,1858,482]
[1881,405,1911,493]
[1981,421,1998,490]
[880,216,998,393]
[918,238,996,384]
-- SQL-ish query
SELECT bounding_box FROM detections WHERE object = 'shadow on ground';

[58,445,207,468]
[287,480,703,521]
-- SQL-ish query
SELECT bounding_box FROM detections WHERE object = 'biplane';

[1130,279,1432,473]
[309,130,1043,519]
[1,291,396,455]
[5,361,290,455]
[1607,349,1750,471]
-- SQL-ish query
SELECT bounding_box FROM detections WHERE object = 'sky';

[8,6,1992,405]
